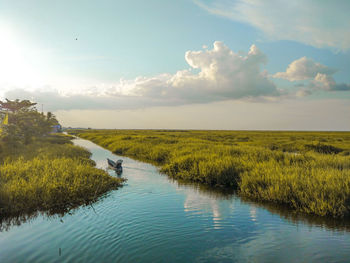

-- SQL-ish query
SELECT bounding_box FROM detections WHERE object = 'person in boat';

[116,160,123,168]
[107,158,123,170]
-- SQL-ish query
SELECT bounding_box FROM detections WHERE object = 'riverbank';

[71,129,350,218]
[2,136,350,263]
[0,134,124,219]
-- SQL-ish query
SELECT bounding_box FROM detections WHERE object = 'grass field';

[70,129,350,218]
[0,134,124,220]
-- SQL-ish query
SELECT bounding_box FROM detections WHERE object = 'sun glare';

[0,24,46,88]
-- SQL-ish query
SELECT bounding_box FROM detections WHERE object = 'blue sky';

[1,0,260,78]
[0,0,349,129]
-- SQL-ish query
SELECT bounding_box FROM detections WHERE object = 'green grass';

[0,134,124,219]
[71,129,350,218]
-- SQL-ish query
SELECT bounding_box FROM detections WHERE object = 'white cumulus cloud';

[121,41,279,103]
[274,57,350,92]
[3,41,280,111]
[273,57,335,81]
[312,73,350,91]
[166,41,278,101]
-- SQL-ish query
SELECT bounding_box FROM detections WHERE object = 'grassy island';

[71,129,350,218]
[0,100,124,220]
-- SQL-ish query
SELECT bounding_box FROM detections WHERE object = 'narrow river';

[1,137,350,262]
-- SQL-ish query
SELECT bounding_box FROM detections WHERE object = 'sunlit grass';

[0,134,124,218]
[71,129,350,218]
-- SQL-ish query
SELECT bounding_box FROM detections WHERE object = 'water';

[1,138,350,262]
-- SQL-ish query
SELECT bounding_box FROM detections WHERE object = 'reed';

[0,134,124,218]
[72,129,350,218]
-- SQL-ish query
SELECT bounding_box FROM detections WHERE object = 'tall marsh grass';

[0,134,124,219]
[72,129,350,218]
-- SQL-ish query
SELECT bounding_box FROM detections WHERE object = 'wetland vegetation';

[0,100,124,221]
[71,129,350,218]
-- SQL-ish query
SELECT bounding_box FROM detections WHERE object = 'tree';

[0,99,59,146]
[0,99,37,113]
[46,111,59,126]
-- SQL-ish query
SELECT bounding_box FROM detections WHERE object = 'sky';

[0,0,349,130]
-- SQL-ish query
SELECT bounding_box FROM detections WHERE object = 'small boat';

[107,158,123,174]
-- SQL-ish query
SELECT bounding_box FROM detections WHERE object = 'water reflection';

[3,175,348,233]
[182,188,226,229]
[172,179,235,230]
[0,210,66,232]
[245,198,350,232]
[1,137,350,263]
[171,178,350,232]
[0,192,109,232]
[0,214,36,232]
[250,207,257,222]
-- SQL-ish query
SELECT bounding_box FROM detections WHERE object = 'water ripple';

[1,138,350,263]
